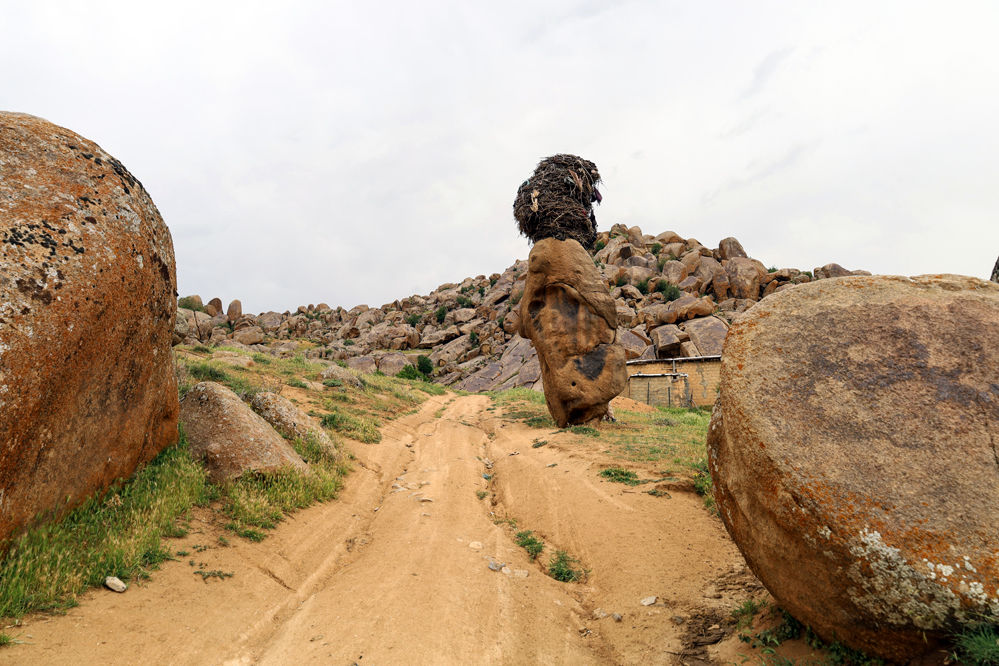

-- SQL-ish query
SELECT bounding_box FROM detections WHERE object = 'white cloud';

[2,0,997,312]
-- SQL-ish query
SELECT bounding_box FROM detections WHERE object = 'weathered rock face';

[991,255,999,283]
[519,238,626,426]
[0,112,178,542]
[250,391,341,461]
[233,325,264,346]
[707,274,999,661]
[180,382,308,483]
[681,316,728,356]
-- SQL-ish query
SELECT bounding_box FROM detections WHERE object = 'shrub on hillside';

[397,365,426,381]
[656,280,682,302]
[417,355,434,376]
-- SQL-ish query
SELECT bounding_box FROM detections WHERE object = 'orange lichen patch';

[0,112,178,544]
[710,273,999,661]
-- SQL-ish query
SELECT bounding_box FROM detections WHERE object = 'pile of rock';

[175,224,869,391]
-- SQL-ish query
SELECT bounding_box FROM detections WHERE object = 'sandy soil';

[1,395,778,665]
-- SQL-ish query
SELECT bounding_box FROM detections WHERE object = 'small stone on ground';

[104,576,127,593]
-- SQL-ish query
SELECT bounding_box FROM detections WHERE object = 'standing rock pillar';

[513,155,625,426]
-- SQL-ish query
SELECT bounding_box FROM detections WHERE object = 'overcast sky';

[3,1,997,313]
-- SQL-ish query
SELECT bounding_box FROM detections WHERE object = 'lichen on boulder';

[0,112,179,542]
[707,273,999,662]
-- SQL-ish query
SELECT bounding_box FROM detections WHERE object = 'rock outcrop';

[707,274,999,661]
[519,238,626,426]
[991,255,998,283]
[180,382,308,482]
[176,224,868,394]
[0,112,178,542]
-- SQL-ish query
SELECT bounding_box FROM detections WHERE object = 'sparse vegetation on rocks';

[170,224,868,396]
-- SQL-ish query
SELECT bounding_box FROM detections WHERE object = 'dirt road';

[3,394,761,664]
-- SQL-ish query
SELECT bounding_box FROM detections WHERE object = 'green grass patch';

[488,387,546,405]
[222,434,347,535]
[0,434,209,619]
[547,550,586,582]
[187,362,228,383]
[732,598,766,630]
[411,381,446,396]
[597,405,709,465]
[599,467,641,486]
[515,530,545,560]
[952,624,999,665]
[287,378,308,389]
[567,425,599,437]
[179,359,261,400]
[525,415,555,428]
[320,407,381,443]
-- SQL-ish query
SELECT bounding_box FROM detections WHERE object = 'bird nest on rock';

[513,154,602,249]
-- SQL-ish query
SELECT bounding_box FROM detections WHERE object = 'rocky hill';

[175,223,869,391]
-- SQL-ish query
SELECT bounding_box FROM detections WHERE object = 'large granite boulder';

[0,112,178,542]
[519,238,626,426]
[180,382,308,482]
[707,274,999,662]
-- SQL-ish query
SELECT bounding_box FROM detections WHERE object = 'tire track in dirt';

[2,393,759,665]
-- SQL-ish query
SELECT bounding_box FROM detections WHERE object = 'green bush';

[636,279,650,295]
[593,239,606,252]
[599,467,641,485]
[396,365,426,381]
[416,355,434,376]
[469,331,479,347]
[515,530,545,560]
[435,305,448,324]
[456,295,473,308]
[404,313,421,326]
[656,281,682,302]
[650,242,662,255]
[548,550,585,582]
